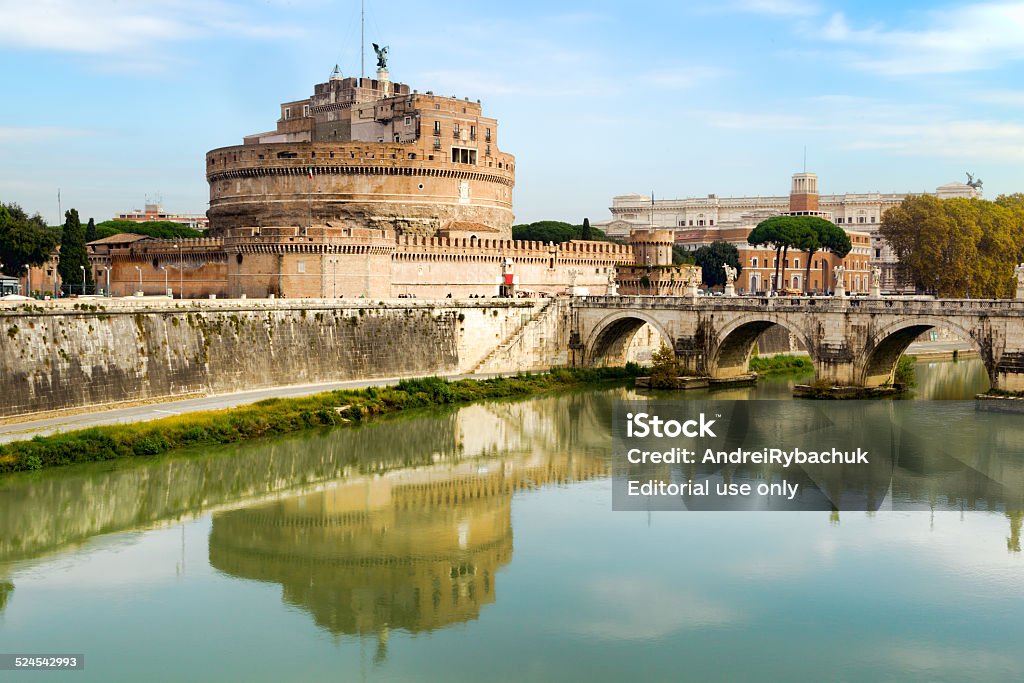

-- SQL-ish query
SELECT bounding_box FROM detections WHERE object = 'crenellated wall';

[0,298,571,419]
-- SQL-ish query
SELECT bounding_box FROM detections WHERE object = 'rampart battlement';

[109,238,226,260]
[207,142,515,183]
[392,236,634,264]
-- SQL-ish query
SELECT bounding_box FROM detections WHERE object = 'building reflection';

[209,447,606,652]
[0,575,12,615]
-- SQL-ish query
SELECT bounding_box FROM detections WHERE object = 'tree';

[93,219,203,241]
[672,245,695,266]
[878,194,1015,297]
[581,217,593,240]
[85,217,97,243]
[0,202,60,278]
[58,209,92,295]
[692,241,742,287]
[748,216,805,291]
[749,215,849,293]
[649,343,680,388]
[512,220,607,243]
[807,219,850,293]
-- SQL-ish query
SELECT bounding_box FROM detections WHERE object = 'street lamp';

[160,266,168,297]
[134,266,142,295]
[79,265,85,296]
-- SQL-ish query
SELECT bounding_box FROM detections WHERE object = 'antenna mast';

[361,0,365,79]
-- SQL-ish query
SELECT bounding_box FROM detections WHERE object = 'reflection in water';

[0,360,1017,626]
[0,577,12,613]
[914,358,990,398]
[208,400,608,649]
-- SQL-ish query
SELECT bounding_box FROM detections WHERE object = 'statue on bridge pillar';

[870,266,882,298]
[833,265,847,298]
[722,264,738,297]
[684,268,700,299]
[607,269,618,297]
[1015,263,1024,300]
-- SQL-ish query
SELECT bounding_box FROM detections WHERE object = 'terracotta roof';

[86,233,153,246]
[442,221,502,233]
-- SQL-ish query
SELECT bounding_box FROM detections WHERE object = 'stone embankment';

[0,298,572,419]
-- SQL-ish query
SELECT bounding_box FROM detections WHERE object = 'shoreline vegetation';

[0,366,643,474]
[747,354,813,375]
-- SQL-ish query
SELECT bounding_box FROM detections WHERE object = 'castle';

[88,62,663,300]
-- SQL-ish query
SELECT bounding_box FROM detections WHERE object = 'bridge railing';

[576,295,1024,314]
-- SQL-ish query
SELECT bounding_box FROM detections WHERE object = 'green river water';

[0,359,1021,682]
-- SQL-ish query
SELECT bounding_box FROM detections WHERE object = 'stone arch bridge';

[570,296,1024,390]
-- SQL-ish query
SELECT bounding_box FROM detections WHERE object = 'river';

[1,358,1022,682]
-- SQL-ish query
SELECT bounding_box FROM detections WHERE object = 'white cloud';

[0,0,302,55]
[976,89,1024,107]
[818,3,1024,75]
[644,66,729,89]
[734,0,820,16]
[700,96,1024,163]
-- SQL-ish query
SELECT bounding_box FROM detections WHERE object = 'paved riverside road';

[0,341,975,446]
[0,373,498,445]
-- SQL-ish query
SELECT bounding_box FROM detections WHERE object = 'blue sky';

[2,0,1023,225]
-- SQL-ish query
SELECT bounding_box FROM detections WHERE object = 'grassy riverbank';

[0,367,643,474]
[748,354,813,375]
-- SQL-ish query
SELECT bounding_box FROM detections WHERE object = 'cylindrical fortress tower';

[206,70,515,238]
[629,229,675,266]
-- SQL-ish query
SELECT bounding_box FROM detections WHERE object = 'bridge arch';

[858,317,987,387]
[584,311,674,367]
[710,313,816,379]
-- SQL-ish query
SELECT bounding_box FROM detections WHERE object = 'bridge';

[570,296,1024,391]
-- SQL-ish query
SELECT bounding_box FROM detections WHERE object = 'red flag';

[307,167,314,180]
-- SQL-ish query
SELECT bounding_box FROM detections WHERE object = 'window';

[453,123,460,136]
[751,257,758,268]
[470,125,476,140]
[689,220,693,226]
[870,216,876,223]
[302,105,309,117]
[793,258,799,269]
[485,128,491,142]
[859,217,866,223]
[433,120,441,134]
[451,147,477,164]
[404,116,412,126]
[875,249,881,258]
[837,217,844,223]
[709,220,714,226]
[697,220,705,226]
[284,108,291,120]
[297,261,306,274]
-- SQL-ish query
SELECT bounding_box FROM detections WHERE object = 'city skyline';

[2,0,1023,225]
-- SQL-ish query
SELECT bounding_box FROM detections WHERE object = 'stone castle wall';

[206,142,515,237]
[0,299,569,419]
[92,231,637,300]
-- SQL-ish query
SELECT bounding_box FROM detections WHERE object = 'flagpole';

[361,0,365,79]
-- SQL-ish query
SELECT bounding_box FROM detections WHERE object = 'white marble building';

[595,174,982,290]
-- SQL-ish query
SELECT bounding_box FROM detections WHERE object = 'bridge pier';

[573,295,1024,397]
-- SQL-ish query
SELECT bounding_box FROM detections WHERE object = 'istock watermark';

[611,400,1007,512]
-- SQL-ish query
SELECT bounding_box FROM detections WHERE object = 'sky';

[1,0,1023,226]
